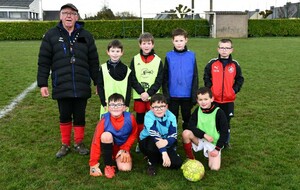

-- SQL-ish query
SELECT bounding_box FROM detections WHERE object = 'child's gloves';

[90,163,102,177]
[116,150,131,163]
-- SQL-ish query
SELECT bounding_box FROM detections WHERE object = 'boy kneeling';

[139,93,183,176]
[182,87,228,171]
[89,93,138,178]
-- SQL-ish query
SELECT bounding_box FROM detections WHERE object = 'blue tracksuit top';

[139,109,177,153]
[166,50,196,98]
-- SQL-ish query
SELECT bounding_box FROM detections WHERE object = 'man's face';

[60,8,78,30]
[150,101,168,118]
[107,47,123,63]
[197,93,214,109]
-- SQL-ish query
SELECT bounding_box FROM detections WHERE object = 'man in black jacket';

[37,3,100,158]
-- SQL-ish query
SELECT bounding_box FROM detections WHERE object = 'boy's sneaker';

[104,165,116,179]
[224,143,232,149]
[146,160,156,176]
[56,144,70,158]
[135,143,140,153]
[147,165,156,176]
[74,142,89,155]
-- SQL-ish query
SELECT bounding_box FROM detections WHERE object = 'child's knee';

[117,160,132,171]
[117,163,132,171]
[210,165,220,171]
[101,132,113,142]
[182,129,192,140]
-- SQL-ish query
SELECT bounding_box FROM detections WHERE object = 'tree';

[115,11,139,19]
[259,10,273,19]
[162,4,192,19]
[85,6,115,20]
[175,4,191,18]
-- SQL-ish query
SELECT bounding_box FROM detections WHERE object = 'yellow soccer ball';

[181,159,205,182]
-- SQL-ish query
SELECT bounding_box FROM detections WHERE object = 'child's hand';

[204,134,213,142]
[209,149,219,157]
[140,92,149,101]
[155,138,168,149]
[116,150,131,163]
[162,152,171,167]
[90,163,102,177]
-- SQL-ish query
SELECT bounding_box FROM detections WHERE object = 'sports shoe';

[74,142,89,155]
[224,143,232,149]
[104,165,116,179]
[147,165,156,176]
[135,143,140,153]
[56,144,70,158]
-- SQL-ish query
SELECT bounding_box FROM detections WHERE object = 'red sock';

[60,122,72,146]
[183,142,195,159]
[73,126,85,144]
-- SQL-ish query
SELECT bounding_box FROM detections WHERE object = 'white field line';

[0,81,37,119]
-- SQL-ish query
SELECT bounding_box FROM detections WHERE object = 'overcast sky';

[42,0,299,18]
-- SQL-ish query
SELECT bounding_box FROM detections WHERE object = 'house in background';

[0,0,42,21]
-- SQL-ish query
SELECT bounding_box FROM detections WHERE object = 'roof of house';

[0,0,34,7]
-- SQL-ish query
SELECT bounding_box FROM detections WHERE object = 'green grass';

[0,37,299,190]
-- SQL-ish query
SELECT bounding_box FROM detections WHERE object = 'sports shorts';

[134,100,150,113]
[192,138,221,158]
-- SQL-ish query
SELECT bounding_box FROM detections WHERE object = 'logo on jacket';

[141,82,150,90]
[228,66,235,73]
[58,37,64,42]
[141,68,154,78]
[213,65,220,72]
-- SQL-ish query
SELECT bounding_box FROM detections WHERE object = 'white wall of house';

[0,0,42,21]
[29,0,42,20]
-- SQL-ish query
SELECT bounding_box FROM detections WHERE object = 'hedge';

[248,19,300,37]
[0,19,210,40]
[0,19,300,40]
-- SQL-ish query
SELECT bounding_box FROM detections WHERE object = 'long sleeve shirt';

[89,113,138,166]
[139,109,177,153]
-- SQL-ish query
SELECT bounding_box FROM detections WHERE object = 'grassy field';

[0,37,299,190]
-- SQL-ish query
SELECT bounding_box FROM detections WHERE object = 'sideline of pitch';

[0,81,37,119]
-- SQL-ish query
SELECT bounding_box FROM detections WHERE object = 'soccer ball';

[181,159,205,182]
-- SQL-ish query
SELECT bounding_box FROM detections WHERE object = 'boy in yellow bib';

[98,40,131,118]
[130,33,163,151]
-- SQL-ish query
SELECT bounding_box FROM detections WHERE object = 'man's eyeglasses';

[61,11,78,16]
[151,105,166,111]
[218,47,232,50]
[108,103,125,108]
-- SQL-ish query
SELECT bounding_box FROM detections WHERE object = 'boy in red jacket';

[89,93,138,178]
[203,39,244,148]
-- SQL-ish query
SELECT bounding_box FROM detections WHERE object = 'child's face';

[197,93,214,109]
[107,47,123,62]
[172,35,188,51]
[108,100,126,118]
[150,101,168,118]
[218,42,233,59]
[139,40,154,55]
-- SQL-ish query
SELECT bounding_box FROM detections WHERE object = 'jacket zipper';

[221,65,225,102]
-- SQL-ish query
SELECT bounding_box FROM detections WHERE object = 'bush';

[0,19,209,40]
